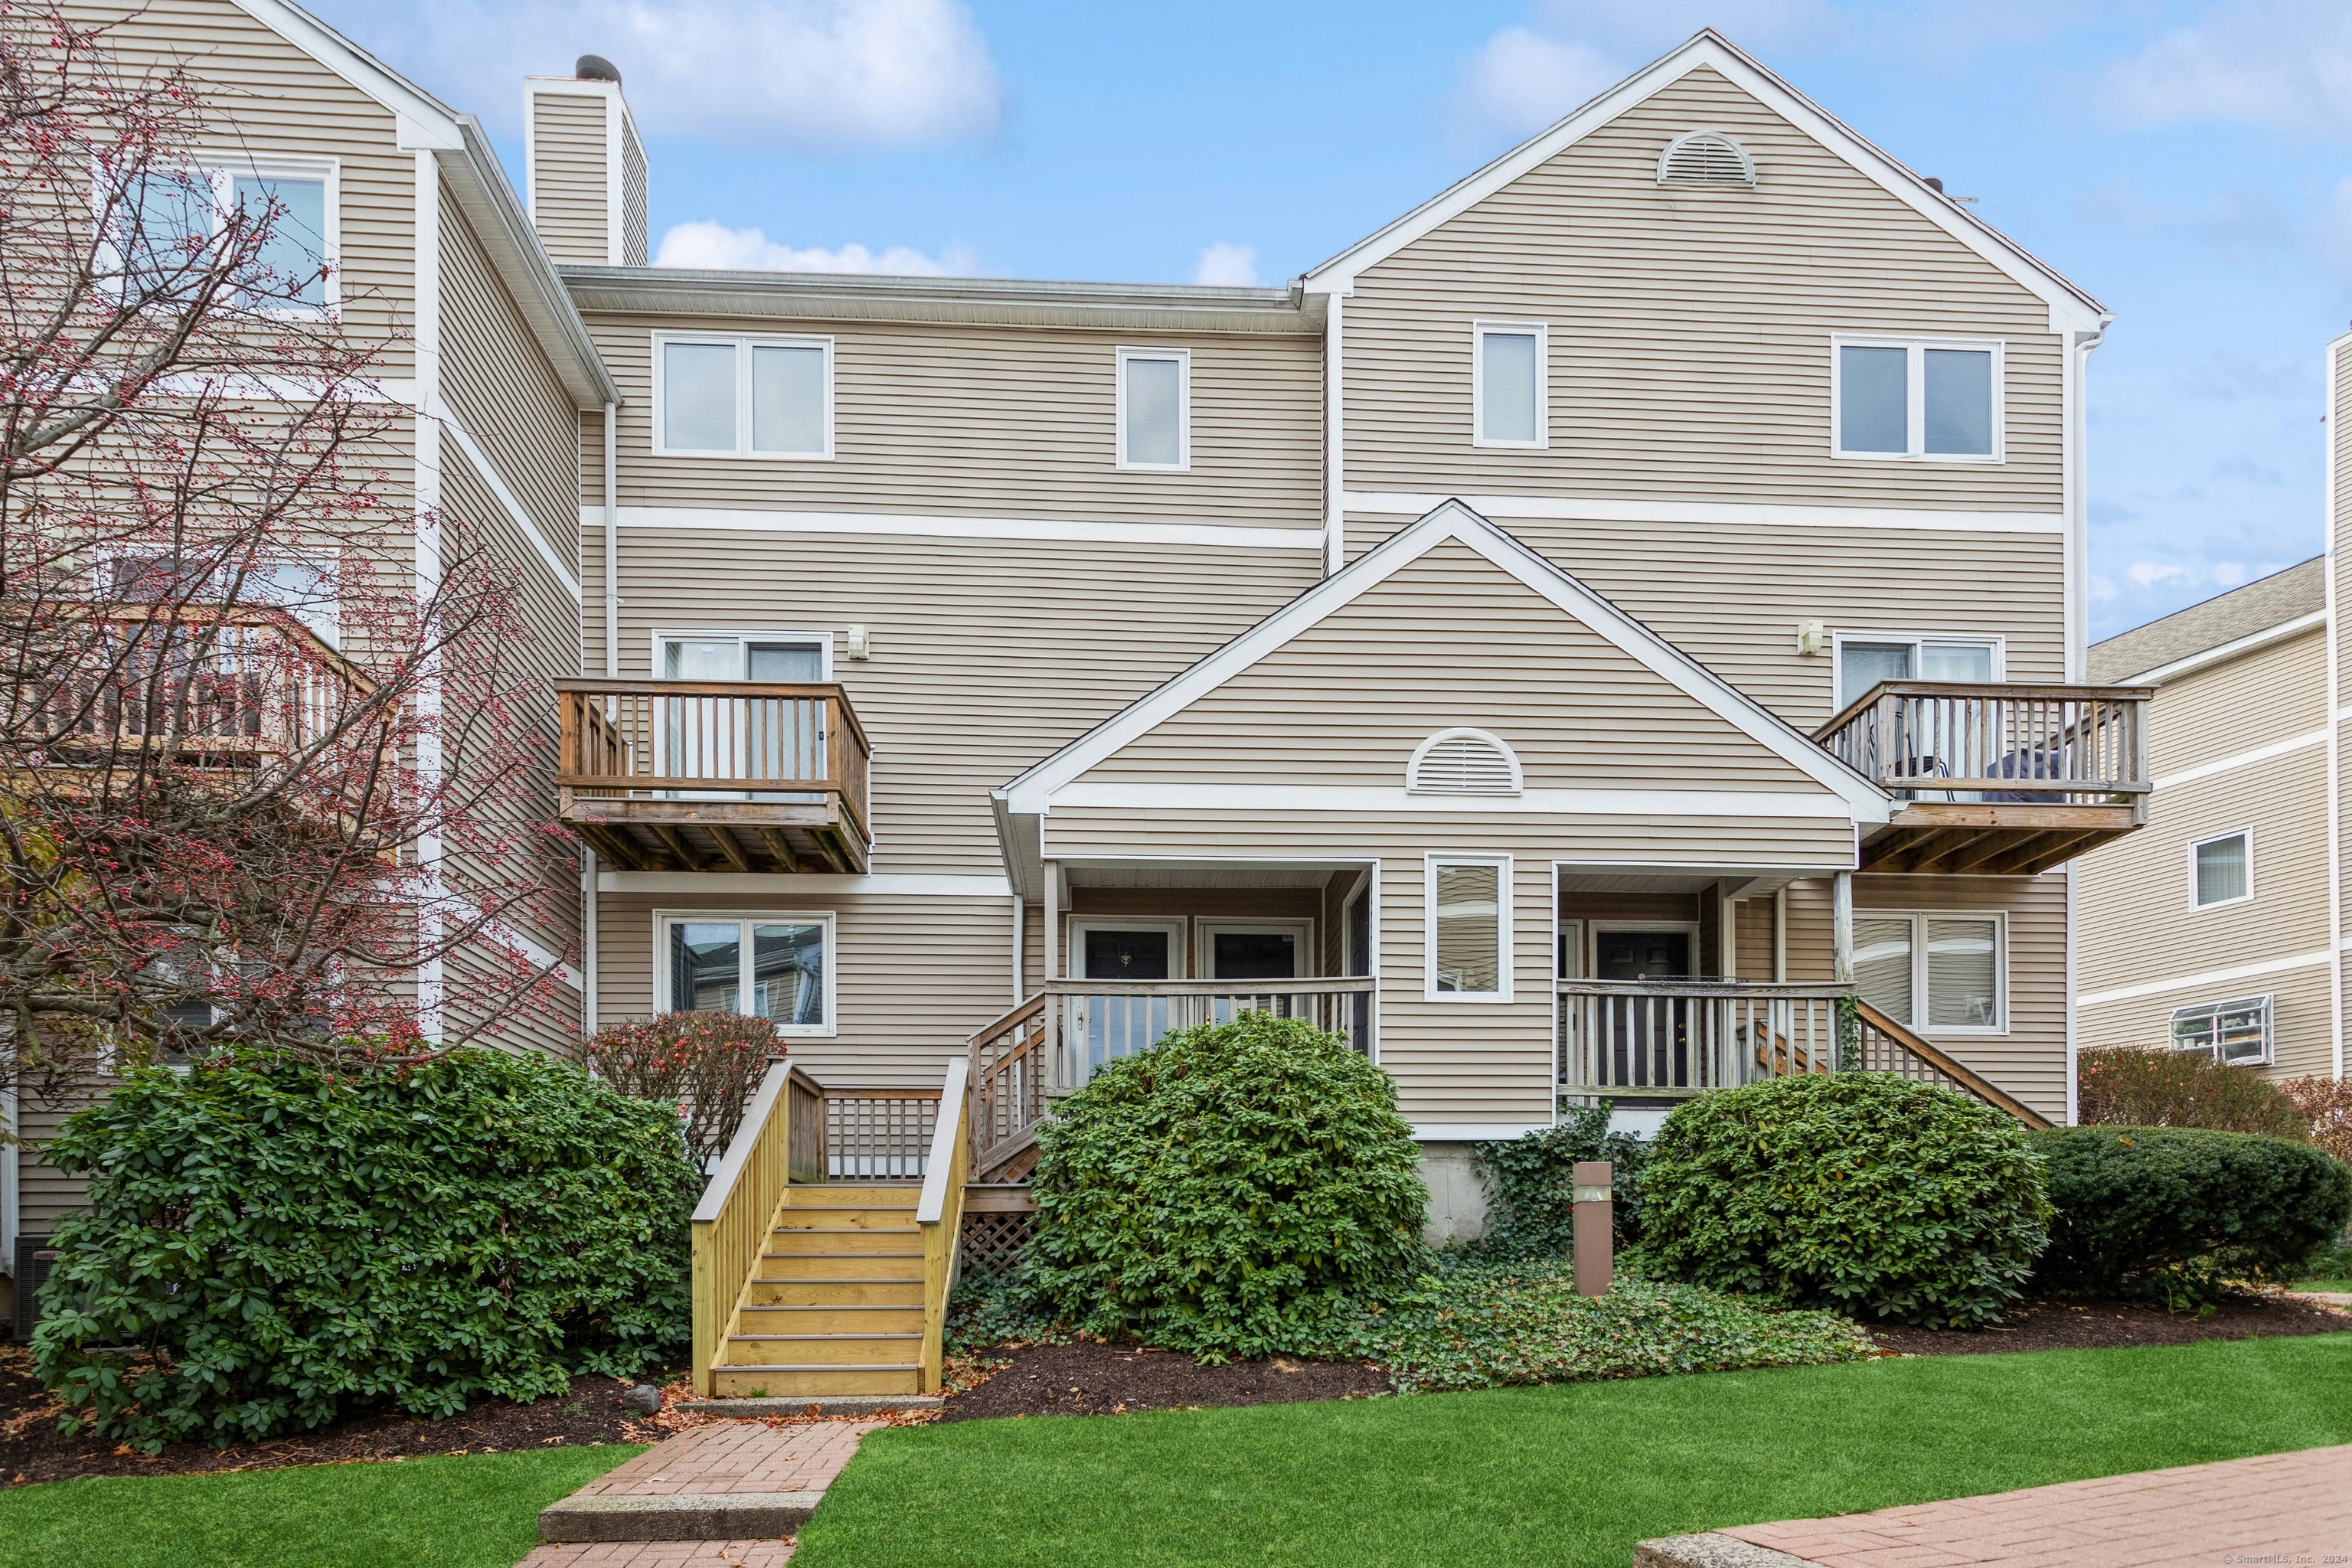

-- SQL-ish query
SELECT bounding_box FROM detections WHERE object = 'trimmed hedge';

[2076,1047,2308,1138]
[31,1049,697,1451]
[1027,1013,1429,1359]
[1640,1073,2053,1328]
[2028,1125,2352,1302]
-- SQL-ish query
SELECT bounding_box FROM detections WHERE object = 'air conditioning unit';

[11,1236,54,1344]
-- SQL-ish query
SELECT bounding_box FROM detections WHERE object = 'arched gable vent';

[1407,729,1524,795]
[1657,130,1756,188]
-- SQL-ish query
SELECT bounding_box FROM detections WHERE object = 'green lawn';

[2295,1279,2352,1292]
[0,1444,644,1568]
[799,1334,2352,1568]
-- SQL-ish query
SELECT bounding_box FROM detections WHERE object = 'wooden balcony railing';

[552,678,871,874]
[1557,980,1846,1098]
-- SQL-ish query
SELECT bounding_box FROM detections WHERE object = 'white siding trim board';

[436,410,583,597]
[2151,729,2327,793]
[594,504,1325,551]
[1344,492,2065,534]
[2078,949,2334,1009]
[1048,783,1854,818]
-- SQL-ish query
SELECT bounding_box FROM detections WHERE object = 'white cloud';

[2089,573,2119,603]
[327,0,1003,147]
[2100,0,2352,138]
[1445,26,1622,147]
[2211,562,2249,586]
[1527,0,1832,54]
[654,220,978,276]
[2125,560,2192,588]
[2073,182,2298,260]
[1191,243,1259,287]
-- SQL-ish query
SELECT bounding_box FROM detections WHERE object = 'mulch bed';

[1866,1292,2351,1356]
[0,1343,670,1488]
[938,1342,1391,1423]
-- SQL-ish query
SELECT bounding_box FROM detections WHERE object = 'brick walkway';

[520,1544,793,1566]
[569,1421,880,1498]
[1707,1442,2352,1567]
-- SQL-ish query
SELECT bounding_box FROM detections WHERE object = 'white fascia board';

[2113,609,2327,687]
[231,0,464,149]
[1344,492,2066,534]
[1299,31,2105,335]
[1001,499,1891,820]
[1049,783,1855,818]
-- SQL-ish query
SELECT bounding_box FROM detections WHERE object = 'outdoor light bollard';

[1572,1160,1613,1297]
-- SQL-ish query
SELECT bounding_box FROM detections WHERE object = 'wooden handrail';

[689,1059,825,1396]
[552,677,871,753]
[1811,680,2152,802]
[1557,979,1850,998]
[1849,999,2054,1129]
[1039,976,1377,998]
[915,1057,971,1395]
[1811,680,2156,743]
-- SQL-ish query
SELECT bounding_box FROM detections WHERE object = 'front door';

[1594,929,1693,1087]
[1076,927,1173,1079]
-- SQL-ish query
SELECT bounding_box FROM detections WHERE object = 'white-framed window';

[1472,320,1548,449]
[1115,346,1191,471]
[652,629,831,683]
[1426,854,1511,1001]
[2169,994,2271,1066]
[106,155,340,315]
[2190,828,2252,910]
[1833,631,2004,708]
[1851,911,2006,1033]
[659,912,836,1036]
[1831,335,2004,462]
[652,331,835,459]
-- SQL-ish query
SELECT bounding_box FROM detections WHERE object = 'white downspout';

[1832,871,1854,986]
[603,403,620,678]
[1323,292,1344,577]
[1773,885,1788,982]
[582,851,599,1036]
[1011,895,1025,1006]
[2325,334,2347,1080]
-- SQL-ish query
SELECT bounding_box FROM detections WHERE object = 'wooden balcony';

[1813,681,2151,876]
[554,679,871,874]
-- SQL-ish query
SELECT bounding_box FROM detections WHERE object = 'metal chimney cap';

[576,54,621,83]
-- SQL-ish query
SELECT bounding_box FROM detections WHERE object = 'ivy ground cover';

[797,1333,2352,1568]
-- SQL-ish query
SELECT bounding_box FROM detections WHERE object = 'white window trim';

[1857,909,2009,1035]
[100,153,343,318]
[1471,319,1550,450]
[1830,333,2006,464]
[650,628,835,681]
[1114,345,1192,472]
[1425,853,1513,1002]
[2189,827,2255,911]
[1068,917,1190,979]
[1831,629,2007,707]
[1193,919,1315,979]
[655,910,838,1037]
[650,330,836,460]
[2167,992,2272,1067]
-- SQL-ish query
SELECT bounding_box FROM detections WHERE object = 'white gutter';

[2113,609,2327,688]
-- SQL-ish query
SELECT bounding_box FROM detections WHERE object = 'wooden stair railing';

[688,1058,827,1396]
[915,1056,971,1394]
[1849,999,2054,1129]
[967,993,1049,1183]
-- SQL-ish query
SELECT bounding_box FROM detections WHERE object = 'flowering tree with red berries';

[0,3,573,1115]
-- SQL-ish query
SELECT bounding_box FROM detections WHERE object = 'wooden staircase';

[714,1183,927,1396]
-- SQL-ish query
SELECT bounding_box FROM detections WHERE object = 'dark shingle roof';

[2089,557,2324,683]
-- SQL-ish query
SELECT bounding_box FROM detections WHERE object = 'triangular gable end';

[231,0,466,149]
[996,500,1894,820]
[1300,30,2106,336]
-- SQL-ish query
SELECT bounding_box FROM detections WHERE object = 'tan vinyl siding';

[620,121,649,267]
[596,893,1015,1086]
[1083,538,1833,792]
[587,528,1321,873]
[1342,515,2066,730]
[582,315,1322,529]
[1735,894,1775,978]
[2080,964,2332,1081]
[2145,628,2325,779]
[15,1091,94,1233]
[530,90,609,265]
[68,0,416,374]
[1372,854,1555,1126]
[1044,808,1859,870]
[1854,873,2069,1122]
[1346,66,2063,513]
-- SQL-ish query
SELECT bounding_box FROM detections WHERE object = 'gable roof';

[995,500,1893,825]
[1301,31,2108,336]
[2089,557,2325,684]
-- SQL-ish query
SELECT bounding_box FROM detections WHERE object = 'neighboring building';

[9,8,2151,1331]
[2078,560,2329,1079]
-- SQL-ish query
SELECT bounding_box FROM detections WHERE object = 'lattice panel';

[958,1212,1034,1283]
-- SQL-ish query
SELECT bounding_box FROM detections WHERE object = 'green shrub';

[2028,1125,2352,1304]
[1467,1102,1649,1260]
[2076,1047,2308,1138]
[1640,1073,2053,1328]
[1307,1259,1874,1392]
[1026,1013,1429,1359]
[31,1048,696,1451]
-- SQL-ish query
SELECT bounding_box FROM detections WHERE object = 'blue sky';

[316,0,2352,641]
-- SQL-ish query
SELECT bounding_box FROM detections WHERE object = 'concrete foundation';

[1416,1142,1491,1245]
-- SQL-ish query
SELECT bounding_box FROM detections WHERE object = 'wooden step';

[738,1304,920,1333]
[746,1277,924,1307]
[786,1184,923,1207]
[713,1364,922,1397]
[726,1331,922,1367]
[766,1228,918,1256]
[756,1253,922,1282]
[773,1204,916,1230]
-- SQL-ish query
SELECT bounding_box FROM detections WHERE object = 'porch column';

[1042,861,1060,981]
[1832,870,1854,985]
[1717,884,1737,980]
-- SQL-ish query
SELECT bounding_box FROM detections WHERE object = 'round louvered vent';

[1407,729,1523,795]
[1656,130,1756,188]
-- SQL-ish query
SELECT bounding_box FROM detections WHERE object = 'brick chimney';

[523,55,648,266]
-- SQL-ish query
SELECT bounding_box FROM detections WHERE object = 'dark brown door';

[1594,929,1691,1087]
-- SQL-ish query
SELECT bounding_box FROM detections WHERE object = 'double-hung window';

[110,158,337,313]
[2190,829,2252,910]
[1851,911,2005,1032]
[1834,633,2001,707]
[1833,335,2002,462]
[1473,321,1547,448]
[2169,995,2270,1065]
[1426,854,1511,1001]
[655,332,833,459]
[1116,346,1190,470]
[662,913,835,1034]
